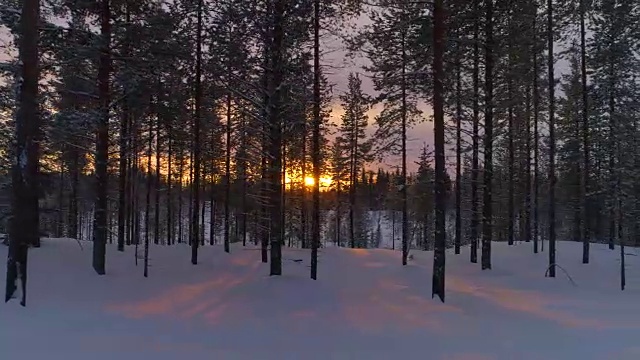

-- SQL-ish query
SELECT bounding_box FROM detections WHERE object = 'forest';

[2,0,640,306]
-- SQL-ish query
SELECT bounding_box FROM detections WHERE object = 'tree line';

[2,0,639,305]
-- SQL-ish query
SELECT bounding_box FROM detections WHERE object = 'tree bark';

[470,0,480,264]
[547,0,556,277]
[5,0,40,305]
[93,0,111,275]
[191,0,203,264]
[481,0,494,270]
[268,0,285,275]
[432,0,446,303]
[580,0,590,263]
[310,0,321,280]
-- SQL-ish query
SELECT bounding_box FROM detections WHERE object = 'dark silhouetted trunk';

[470,0,480,263]
[310,0,320,280]
[481,0,493,270]
[580,0,590,263]
[191,0,203,264]
[432,0,446,303]
[6,0,40,305]
[454,41,462,255]
[144,115,152,277]
[224,88,232,253]
[401,17,409,265]
[532,3,540,254]
[547,0,556,277]
[268,0,285,275]
[93,0,111,275]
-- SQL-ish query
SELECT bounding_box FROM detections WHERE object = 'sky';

[1,10,571,175]
[322,19,435,174]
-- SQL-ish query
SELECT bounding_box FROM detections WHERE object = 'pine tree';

[5,0,40,306]
[92,0,111,275]
[481,0,494,271]
[432,0,446,303]
[337,73,371,249]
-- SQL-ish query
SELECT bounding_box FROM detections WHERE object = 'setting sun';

[303,176,333,188]
[285,173,333,190]
[304,177,315,187]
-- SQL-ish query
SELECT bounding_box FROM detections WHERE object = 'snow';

[2,239,640,359]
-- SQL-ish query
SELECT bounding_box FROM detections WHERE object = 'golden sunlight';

[285,174,333,190]
[304,176,315,187]
[308,176,333,188]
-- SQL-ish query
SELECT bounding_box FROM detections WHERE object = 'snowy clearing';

[2,239,640,359]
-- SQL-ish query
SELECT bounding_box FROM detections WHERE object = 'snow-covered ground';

[2,239,640,359]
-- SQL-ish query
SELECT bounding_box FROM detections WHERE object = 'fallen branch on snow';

[544,263,577,286]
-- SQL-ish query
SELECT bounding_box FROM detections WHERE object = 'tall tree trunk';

[132,121,140,247]
[547,0,556,277]
[154,82,162,246]
[401,16,409,264]
[431,0,446,303]
[224,87,232,253]
[167,121,173,245]
[532,3,540,254]
[470,0,480,263]
[117,103,129,251]
[117,3,130,252]
[240,119,247,246]
[336,179,341,247]
[200,189,206,245]
[282,144,287,246]
[188,143,193,244]
[93,0,111,275]
[260,43,269,262]
[214,123,217,245]
[144,116,152,277]
[608,65,616,250]
[580,0,590,263]
[191,0,203,264]
[481,0,494,270]
[524,82,532,244]
[57,158,64,237]
[178,156,184,243]
[349,115,358,249]
[301,98,307,249]
[310,0,320,279]
[507,20,514,247]
[454,40,462,255]
[69,150,79,240]
[5,0,40,305]
[268,0,285,275]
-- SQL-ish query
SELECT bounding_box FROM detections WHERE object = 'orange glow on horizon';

[285,174,333,191]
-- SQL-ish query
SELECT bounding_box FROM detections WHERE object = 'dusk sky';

[322,19,435,174]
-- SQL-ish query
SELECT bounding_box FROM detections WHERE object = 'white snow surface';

[2,239,640,360]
